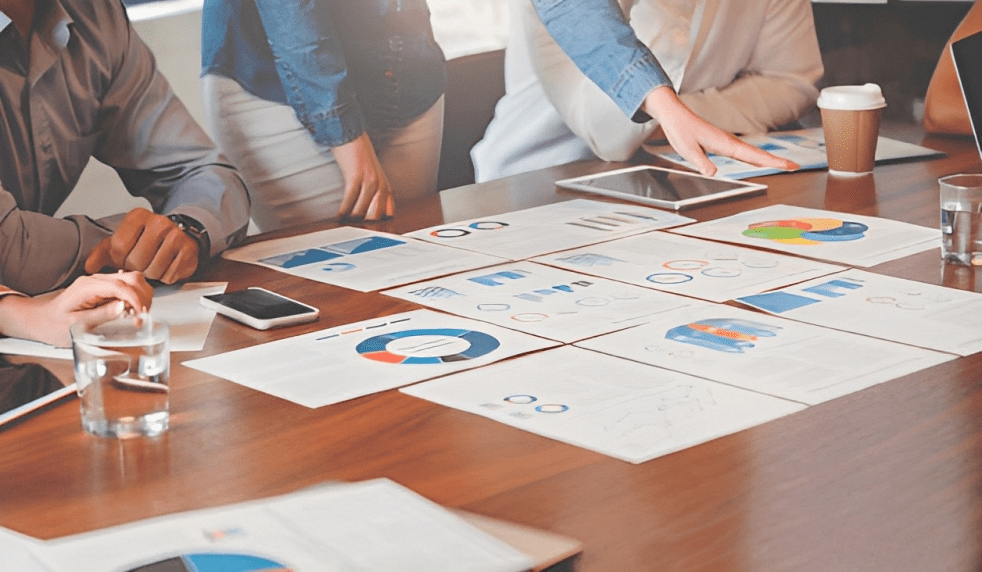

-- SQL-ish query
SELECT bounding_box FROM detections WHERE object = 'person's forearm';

[530,0,672,120]
[0,295,47,342]
[0,190,104,295]
[678,72,820,135]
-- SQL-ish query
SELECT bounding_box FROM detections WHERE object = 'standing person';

[473,0,823,181]
[0,0,250,296]
[201,0,447,231]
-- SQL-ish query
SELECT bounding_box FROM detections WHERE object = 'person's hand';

[85,207,199,284]
[0,271,153,347]
[643,86,799,177]
[333,132,395,221]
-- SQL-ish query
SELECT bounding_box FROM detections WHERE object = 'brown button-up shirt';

[0,0,249,295]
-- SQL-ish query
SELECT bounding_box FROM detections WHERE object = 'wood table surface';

[2,127,981,572]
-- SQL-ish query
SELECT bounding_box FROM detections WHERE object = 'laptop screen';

[950,29,982,156]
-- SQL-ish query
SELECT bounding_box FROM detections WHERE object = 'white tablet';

[0,359,75,427]
[555,165,767,210]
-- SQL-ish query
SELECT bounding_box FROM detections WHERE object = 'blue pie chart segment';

[125,553,291,572]
[356,328,500,364]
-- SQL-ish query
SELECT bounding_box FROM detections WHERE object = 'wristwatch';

[167,214,210,262]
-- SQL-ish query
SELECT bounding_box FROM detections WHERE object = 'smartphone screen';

[203,289,315,320]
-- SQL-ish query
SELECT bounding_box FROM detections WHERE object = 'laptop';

[950,29,982,153]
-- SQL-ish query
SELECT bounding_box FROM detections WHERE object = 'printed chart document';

[576,302,953,405]
[403,346,805,464]
[16,479,533,572]
[0,282,227,359]
[383,261,697,343]
[671,204,940,267]
[184,309,557,408]
[735,269,982,356]
[223,227,505,292]
[405,199,694,260]
[645,127,943,179]
[533,232,844,303]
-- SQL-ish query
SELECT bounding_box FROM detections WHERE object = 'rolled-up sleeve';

[252,1,366,149]
[93,7,250,257]
[526,0,823,161]
[530,0,672,120]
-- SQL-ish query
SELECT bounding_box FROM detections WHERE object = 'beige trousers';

[204,74,444,233]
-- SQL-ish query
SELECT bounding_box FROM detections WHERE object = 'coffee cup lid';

[817,84,886,110]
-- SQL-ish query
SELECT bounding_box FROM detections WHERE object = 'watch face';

[167,215,209,254]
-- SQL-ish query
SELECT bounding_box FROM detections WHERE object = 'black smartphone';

[200,287,320,330]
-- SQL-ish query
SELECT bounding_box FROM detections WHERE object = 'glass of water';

[940,173,982,267]
[70,314,169,438]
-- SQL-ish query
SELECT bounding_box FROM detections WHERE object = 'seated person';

[0,272,153,347]
[0,0,250,296]
[924,0,982,136]
[472,0,824,181]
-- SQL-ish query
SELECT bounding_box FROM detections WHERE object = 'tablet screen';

[0,358,75,427]
[556,166,765,210]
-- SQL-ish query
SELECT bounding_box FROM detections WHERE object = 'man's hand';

[334,132,395,221]
[643,86,799,177]
[85,207,199,284]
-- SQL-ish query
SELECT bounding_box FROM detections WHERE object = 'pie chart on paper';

[125,553,293,572]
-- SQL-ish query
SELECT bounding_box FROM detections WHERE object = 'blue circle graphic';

[356,328,500,364]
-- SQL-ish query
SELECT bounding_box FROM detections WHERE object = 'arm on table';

[87,3,249,281]
[0,272,153,348]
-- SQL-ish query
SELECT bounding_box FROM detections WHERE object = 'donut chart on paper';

[356,328,500,364]
[125,553,292,572]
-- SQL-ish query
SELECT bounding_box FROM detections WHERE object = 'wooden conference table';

[2,125,981,572]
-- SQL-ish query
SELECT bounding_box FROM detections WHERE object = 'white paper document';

[403,346,805,464]
[383,261,697,343]
[735,269,982,356]
[533,232,845,303]
[646,127,942,179]
[222,226,505,292]
[151,282,228,352]
[671,204,940,267]
[0,282,226,359]
[183,308,557,408]
[405,199,694,260]
[16,479,532,572]
[576,302,953,405]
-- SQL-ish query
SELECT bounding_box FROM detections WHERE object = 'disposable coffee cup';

[817,84,886,176]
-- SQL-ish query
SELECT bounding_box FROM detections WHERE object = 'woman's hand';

[333,133,395,221]
[0,271,153,347]
[643,86,799,176]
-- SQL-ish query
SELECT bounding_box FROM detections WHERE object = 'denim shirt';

[202,0,446,149]
[531,0,671,121]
